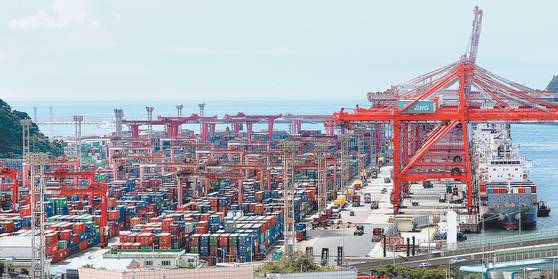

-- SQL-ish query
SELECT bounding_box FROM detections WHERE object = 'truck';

[364,193,372,204]
[371,227,384,242]
[334,195,347,207]
[352,195,361,207]
[331,206,341,219]
[423,181,433,189]
[370,200,379,209]
[354,225,364,236]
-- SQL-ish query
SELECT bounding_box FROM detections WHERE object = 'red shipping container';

[0,222,14,233]
[120,231,131,242]
[190,234,200,246]
[45,245,57,257]
[170,224,179,235]
[198,221,209,228]
[79,240,88,251]
[195,226,208,234]
[45,233,59,246]
[19,206,31,217]
[72,233,80,244]
[160,244,172,250]
[73,222,85,234]
[140,226,154,233]
[108,210,120,221]
[143,212,156,219]
[254,204,265,215]
[158,233,172,246]
[219,234,229,247]
[121,242,132,250]
[210,247,218,256]
[108,198,117,208]
[137,233,154,246]
[130,217,141,227]
[200,214,210,222]
[130,243,141,250]
[59,230,72,241]
[61,223,73,231]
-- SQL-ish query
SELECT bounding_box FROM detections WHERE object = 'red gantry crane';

[44,167,109,247]
[0,167,19,211]
[334,6,558,214]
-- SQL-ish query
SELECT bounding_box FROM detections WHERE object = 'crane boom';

[468,6,483,63]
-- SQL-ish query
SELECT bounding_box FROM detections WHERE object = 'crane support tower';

[281,140,299,254]
[29,153,49,279]
[316,142,328,213]
[20,119,32,160]
[73,115,83,163]
[114,109,124,136]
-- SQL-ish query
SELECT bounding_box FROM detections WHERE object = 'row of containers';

[115,212,283,264]
[1,177,319,263]
[43,215,104,262]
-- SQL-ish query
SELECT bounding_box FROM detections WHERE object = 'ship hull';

[482,205,537,230]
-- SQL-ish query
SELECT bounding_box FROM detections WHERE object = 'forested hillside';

[0,99,64,158]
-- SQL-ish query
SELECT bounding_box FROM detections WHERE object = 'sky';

[0,1,557,102]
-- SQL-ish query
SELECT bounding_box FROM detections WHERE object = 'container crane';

[334,6,558,215]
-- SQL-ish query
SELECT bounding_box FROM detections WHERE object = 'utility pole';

[29,153,49,279]
[282,140,299,254]
[73,115,83,164]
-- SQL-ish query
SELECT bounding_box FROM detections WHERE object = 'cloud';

[9,0,101,30]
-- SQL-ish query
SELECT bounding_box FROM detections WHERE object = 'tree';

[255,253,334,277]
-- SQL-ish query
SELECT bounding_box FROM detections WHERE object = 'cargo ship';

[474,123,538,230]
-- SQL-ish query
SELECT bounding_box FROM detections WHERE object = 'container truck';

[352,195,361,207]
[364,193,372,204]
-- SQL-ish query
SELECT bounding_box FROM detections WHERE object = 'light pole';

[552,257,555,279]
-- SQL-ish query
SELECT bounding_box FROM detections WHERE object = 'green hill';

[0,99,64,159]
[547,75,558,93]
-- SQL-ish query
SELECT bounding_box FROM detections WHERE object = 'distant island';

[0,99,64,159]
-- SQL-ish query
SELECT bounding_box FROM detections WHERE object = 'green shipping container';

[58,240,68,249]
[209,234,219,246]
[229,234,239,246]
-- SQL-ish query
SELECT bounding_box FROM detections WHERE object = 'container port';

[1,2,558,279]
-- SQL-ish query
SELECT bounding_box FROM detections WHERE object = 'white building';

[0,235,51,276]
